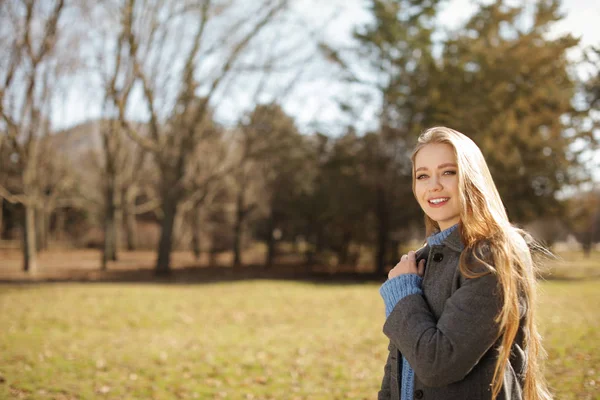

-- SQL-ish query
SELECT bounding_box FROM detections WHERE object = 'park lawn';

[0,278,598,400]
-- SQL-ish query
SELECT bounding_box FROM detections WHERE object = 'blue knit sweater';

[379,224,459,400]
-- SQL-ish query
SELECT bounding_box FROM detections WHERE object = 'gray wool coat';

[378,228,527,400]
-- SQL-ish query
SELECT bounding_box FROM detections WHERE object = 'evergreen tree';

[243,103,311,267]
[432,0,587,221]
[352,0,443,273]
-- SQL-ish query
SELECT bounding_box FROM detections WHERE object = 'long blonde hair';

[411,127,552,400]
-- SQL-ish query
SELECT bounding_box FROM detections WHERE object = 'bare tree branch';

[0,182,28,204]
[133,198,161,214]
[198,1,288,119]
[124,0,161,150]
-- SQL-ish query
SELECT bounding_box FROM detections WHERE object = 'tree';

[304,130,371,266]
[98,22,147,266]
[229,123,261,267]
[583,46,600,111]
[580,45,600,183]
[432,0,588,221]
[348,0,442,273]
[0,0,69,272]
[566,189,600,256]
[243,103,309,267]
[34,135,79,250]
[109,0,289,274]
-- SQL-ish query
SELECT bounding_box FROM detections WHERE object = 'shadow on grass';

[0,263,390,286]
[2,264,599,286]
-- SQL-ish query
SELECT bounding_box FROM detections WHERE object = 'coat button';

[414,389,424,399]
[433,253,443,262]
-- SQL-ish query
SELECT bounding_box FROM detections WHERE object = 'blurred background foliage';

[0,0,598,276]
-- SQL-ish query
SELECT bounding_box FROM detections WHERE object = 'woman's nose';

[430,176,443,191]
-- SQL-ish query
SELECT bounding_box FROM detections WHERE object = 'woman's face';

[414,143,461,231]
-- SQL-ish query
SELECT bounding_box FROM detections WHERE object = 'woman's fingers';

[388,251,422,280]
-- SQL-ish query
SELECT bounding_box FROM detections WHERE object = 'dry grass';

[0,249,598,399]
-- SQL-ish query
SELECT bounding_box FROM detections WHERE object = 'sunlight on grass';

[0,277,598,399]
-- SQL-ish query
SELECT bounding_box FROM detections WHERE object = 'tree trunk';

[102,179,120,268]
[124,207,137,251]
[0,197,3,240]
[172,208,185,250]
[102,188,116,270]
[315,228,323,256]
[23,204,37,273]
[265,210,276,268]
[209,242,218,267]
[582,231,592,258]
[304,230,316,266]
[35,208,46,251]
[44,210,51,249]
[233,188,245,267]
[375,185,389,275]
[55,209,65,241]
[112,207,121,261]
[338,231,351,265]
[191,207,201,260]
[156,197,178,275]
[390,239,400,264]
[305,226,323,266]
[123,188,138,251]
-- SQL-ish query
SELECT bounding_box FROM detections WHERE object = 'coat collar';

[415,224,465,261]
[442,225,465,252]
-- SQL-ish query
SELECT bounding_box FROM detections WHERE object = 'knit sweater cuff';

[380,274,423,317]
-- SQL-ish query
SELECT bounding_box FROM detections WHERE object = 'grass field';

[0,252,599,399]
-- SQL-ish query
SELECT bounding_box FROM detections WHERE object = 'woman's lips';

[428,197,449,208]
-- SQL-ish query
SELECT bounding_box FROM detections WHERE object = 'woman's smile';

[428,197,450,207]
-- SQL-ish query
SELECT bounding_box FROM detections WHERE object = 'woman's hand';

[388,250,425,280]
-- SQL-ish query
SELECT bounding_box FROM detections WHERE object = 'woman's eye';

[443,170,457,176]
[416,174,428,180]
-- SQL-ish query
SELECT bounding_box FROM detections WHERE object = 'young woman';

[378,127,551,400]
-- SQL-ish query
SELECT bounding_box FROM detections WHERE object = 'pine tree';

[352,0,443,273]
[432,0,586,221]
